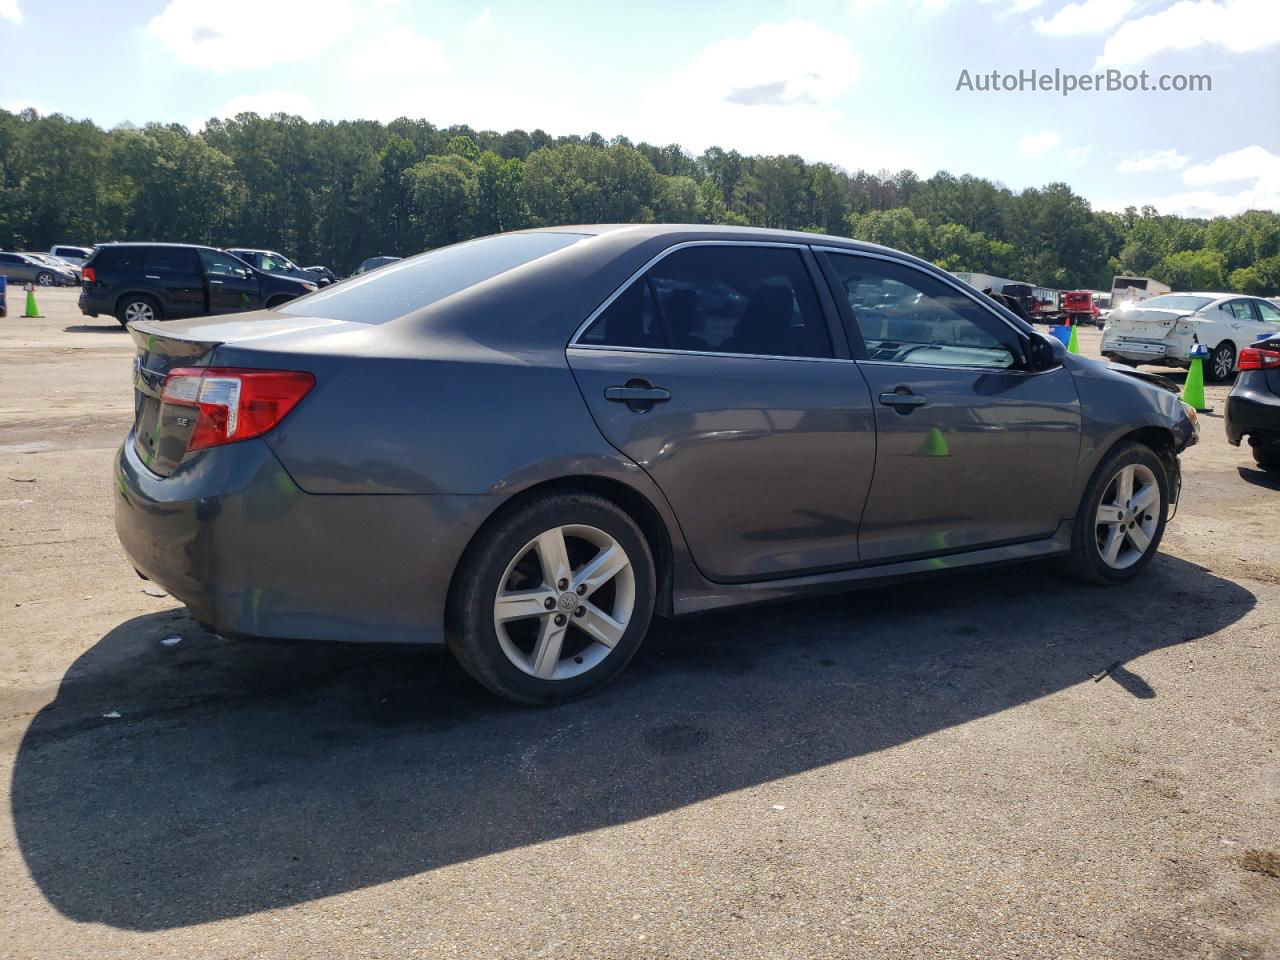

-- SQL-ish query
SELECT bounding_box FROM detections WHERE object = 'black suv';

[79,243,317,327]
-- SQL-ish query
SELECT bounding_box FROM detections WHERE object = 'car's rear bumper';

[114,436,487,645]
[78,289,107,318]
[1225,378,1280,446]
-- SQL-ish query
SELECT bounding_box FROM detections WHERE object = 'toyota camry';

[115,225,1198,703]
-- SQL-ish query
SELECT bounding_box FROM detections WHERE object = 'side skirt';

[670,522,1073,616]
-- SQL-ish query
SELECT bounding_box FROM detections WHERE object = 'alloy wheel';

[493,524,635,680]
[1094,463,1160,570]
[1213,346,1234,380]
[37,273,53,286]
[124,301,155,323]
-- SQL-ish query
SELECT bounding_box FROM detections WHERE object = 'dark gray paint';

[115,224,1196,647]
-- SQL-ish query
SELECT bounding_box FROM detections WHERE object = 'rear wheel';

[1253,441,1280,473]
[116,295,161,328]
[1060,442,1169,585]
[1207,341,1236,383]
[447,492,656,704]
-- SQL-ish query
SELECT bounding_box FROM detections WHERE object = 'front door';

[820,250,1082,563]
[567,243,876,583]
[198,249,262,314]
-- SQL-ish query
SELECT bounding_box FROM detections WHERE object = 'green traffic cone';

[23,286,41,318]
[1181,355,1210,413]
[917,426,950,457]
[1066,323,1080,354]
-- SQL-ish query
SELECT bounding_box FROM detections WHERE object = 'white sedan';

[1102,292,1280,382]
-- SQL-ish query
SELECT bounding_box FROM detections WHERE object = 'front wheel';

[447,492,656,704]
[1060,442,1169,585]
[36,271,54,286]
[1207,341,1236,383]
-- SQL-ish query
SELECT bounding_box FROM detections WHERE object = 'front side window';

[199,249,252,279]
[827,253,1017,368]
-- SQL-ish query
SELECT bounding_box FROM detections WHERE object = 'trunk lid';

[1106,307,1191,342]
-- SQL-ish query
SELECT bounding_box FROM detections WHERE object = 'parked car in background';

[1102,293,1280,382]
[1093,291,1113,324]
[354,255,401,274]
[226,248,335,286]
[304,264,339,285]
[1062,290,1100,327]
[0,251,78,286]
[49,244,94,268]
[79,242,317,327]
[113,224,1196,705]
[1226,332,1280,472]
[23,252,82,282]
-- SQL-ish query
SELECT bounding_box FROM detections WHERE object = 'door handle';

[604,380,670,412]
[879,391,927,408]
[209,279,224,285]
[144,275,160,280]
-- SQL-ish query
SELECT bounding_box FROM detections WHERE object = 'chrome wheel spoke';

[576,602,626,649]
[572,544,629,598]
[495,588,555,623]
[534,528,572,588]
[1101,525,1124,566]
[1125,523,1151,553]
[530,616,569,679]
[1115,465,1134,504]
[1131,484,1157,513]
[1096,504,1124,525]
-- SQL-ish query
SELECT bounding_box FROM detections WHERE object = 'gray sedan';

[114,225,1198,703]
[0,251,78,286]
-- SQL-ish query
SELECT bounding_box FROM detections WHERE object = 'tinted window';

[146,247,197,273]
[0,253,19,264]
[827,253,1016,368]
[1256,300,1280,323]
[285,234,581,324]
[199,249,252,278]
[94,247,143,270]
[579,278,664,348]
[635,245,832,358]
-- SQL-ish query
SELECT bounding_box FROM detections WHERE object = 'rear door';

[567,242,877,582]
[819,249,1081,563]
[142,247,205,317]
[198,249,262,313]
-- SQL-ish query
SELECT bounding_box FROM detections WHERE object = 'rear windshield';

[1136,295,1213,311]
[282,233,584,324]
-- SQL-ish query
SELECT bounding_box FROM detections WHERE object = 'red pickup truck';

[1062,290,1099,326]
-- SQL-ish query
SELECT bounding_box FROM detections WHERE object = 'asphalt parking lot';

[1,288,1277,959]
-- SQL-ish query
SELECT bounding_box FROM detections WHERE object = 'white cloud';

[199,91,319,127]
[4,99,43,113]
[1035,0,1134,36]
[1117,148,1190,172]
[0,0,21,25]
[1097,145,1280,216]
[148,0,358,72]
[1066,145,1092,160]
[621,21,917,171]
[344,29,448,79]
[1182,144,1280,186]
[1096,0,1280,67]
[1018,129,1060,154]
[469,6,491,28]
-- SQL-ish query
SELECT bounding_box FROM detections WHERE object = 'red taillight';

[1238,347,1280,371]
[82,266,96,283]
[160,367,315,451]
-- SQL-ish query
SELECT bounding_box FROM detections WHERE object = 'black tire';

[36,271,54,286]
[1059,441,1170,586]
[1253,442,1280,473]
[116,294,162,328]
[1207,341,1236,383]
[265,295,294,309]
[447,492,656,705]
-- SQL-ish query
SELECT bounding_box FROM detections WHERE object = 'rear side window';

[91,247,144,270]
[282,233,583,324]
[1226,300,1258,322]
[146,247,198,273]
[581,245,832,358]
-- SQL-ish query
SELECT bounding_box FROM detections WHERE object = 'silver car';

[0,251,78,286]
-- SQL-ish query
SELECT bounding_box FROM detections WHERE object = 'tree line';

[1,107,1278,294]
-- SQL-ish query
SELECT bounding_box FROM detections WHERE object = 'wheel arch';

[447,474,678,622]
[113,290,163,318]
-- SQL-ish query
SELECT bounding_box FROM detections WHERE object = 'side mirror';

[1028,332,1066,371]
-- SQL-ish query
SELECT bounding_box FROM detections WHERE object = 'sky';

[1,0,1278,218]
